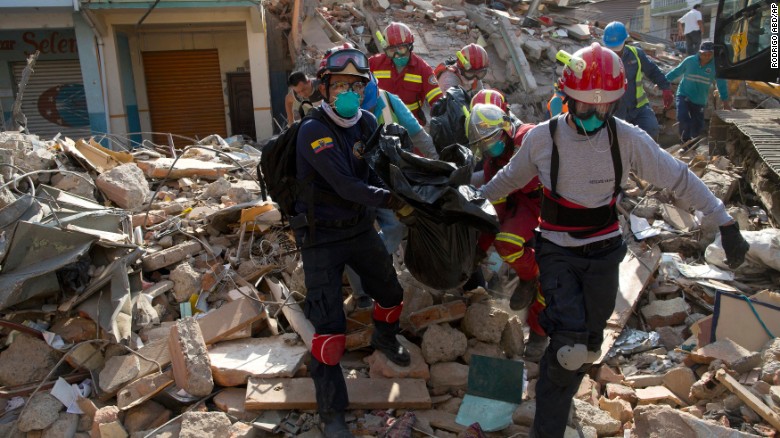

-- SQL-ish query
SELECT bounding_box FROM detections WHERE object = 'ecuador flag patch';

[311,137,334,154]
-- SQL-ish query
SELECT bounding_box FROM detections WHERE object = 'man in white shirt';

[678,3,704,55]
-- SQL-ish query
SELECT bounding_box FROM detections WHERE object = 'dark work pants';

[531,236,627,438]
[685,30,702,55]
[298,226,403,415]
[676,95,705,142]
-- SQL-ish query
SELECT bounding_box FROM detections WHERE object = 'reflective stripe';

[426,87,442,102]
[406,101,420,111]
[491,197,507,205]
[626,46,649,108]
[496,232,526,248]
[535,290,546,306]
[404,73,422,83]
[374,70,391,79]
[500,249,525,263]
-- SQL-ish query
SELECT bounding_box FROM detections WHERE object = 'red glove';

[663,89,674,109]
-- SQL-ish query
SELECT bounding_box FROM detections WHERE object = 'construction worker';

[666,40,731,143]
[478,42,749,437]
[346,73,439,309]
[546,83,568,119]
[467,89,548,362]
[285,71,324,125]
[369,22,443,126]
[294,44,414,437]
[436,43,490,95]
[678,3,704,55]
[602,21,673,140]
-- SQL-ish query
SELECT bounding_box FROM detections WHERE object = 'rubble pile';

[0,124,777,437]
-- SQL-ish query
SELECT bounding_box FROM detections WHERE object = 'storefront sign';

[0,29,78,60]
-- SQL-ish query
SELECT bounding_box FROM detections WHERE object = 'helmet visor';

[384,44,411,58]
[461,68,488,80]
[571,100,618,121]
[326,48,370,74]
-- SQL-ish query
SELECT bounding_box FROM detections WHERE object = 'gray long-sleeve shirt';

[480,116,732,247]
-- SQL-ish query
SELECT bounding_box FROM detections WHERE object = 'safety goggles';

[470,130,504,152]
[325,48,370,74]
[329,80,367,95]
[460,68,488,80]
[384,44,411,58]
[571,100,617,121]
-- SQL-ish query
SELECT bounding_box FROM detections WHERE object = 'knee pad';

[312,333,346,366]
[546,331,589,386]
[373,302,402,324]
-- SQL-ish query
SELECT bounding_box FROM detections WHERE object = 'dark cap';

[699,41,714,52]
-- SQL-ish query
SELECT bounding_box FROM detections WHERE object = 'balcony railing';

[82,0,261,7]
[650,0,717,14]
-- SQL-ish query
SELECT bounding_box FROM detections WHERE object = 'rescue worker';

[602,21,673,139]
[294,44,414,437]
[285,71,324,125]
[436,43,490,95]
[546,83,568,119]
[346,73,439,309]
[478,43,749,437]
[665,40,731,143]
[369,22,443,126]
[466,90,548,362]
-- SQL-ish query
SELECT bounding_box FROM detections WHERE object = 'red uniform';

[477,124,546,336]
[369,53,443,125]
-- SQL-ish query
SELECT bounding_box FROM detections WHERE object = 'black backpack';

[429,86,470,154]
[257,108,375,221]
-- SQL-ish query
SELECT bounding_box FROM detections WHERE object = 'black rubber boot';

[371,320,410,366]
[321,411,354,438]
[355,295,374,310]
[510,277,539,311]
[524,331,548,363]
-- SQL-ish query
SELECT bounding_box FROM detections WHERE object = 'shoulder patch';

[428,75,437,86]
[311,137,334,154]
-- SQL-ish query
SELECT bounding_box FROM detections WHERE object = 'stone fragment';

[692,338,762,374]
[141,241,202,271]
[17,393,63,432]
[640,297,689,329]
[462,338,504,364]
[656,326,685,350]
[0,334,63,386]
[98,421,128,438]
[169,317,214,397]
[179,411,231,438]
[572,398,621,436]
[99,354,140,393]
[663,366,696,405]
[124,400,170,433]
[634,404,757,437]
[595,365,623,385]
[202,177,230,199]
[461,301,509,344]
[605,383,637,404]
[366,336,430,380]
[598,396,633,423]
[170,263,202,303]
[500,316,525,358]
[95,163,150,210]
[213,388,262,422]
[91,406,120,437]
[228,421,256,438]
[421,323,467,364]
[636,385,685,406]
[209,335,307,386]
[52,172,96,199]
[49,317,98,343]
[512,399,535,425]
[429,362,469,395]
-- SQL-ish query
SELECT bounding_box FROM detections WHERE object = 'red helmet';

[457,44,489,71]
[560,43,626,105]
[317,43,370,80]
[470,89,507,112]
[385,22,414,47]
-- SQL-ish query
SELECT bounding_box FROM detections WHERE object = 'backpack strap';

[548,114,562,200]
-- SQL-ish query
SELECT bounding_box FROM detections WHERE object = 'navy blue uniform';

[294,108,404,417]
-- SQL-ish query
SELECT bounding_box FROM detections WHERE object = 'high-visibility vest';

[626,45,649,108]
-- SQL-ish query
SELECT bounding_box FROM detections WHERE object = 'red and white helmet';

[317,43,370,81]
[470,89,507,112]
[385,22,414,47]
[457,43,489,71]
[560,43,626,105]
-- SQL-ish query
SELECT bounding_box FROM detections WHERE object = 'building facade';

[0,0,279,146]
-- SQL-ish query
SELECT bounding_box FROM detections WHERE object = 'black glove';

[719,222,749,269]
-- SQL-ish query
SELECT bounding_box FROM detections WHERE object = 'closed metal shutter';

[142,50,226,147]
[12,60,91,141]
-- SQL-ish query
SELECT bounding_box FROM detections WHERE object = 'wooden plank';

[262,277,315,349]
[596,246,662,363]
[716,369,780,430]
[245,378,431,410]
[117,371,175,410]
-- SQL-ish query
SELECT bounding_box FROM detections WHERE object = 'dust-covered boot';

[371,320,410,366]
[320,411,354,438]
[524,331,548,363]
[510,277,539,310]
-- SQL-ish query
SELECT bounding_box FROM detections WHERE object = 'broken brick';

[169,317,214,397]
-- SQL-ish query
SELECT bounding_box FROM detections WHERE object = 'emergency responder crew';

[467,90,548,362]
[478,43,750,437]
[602,21,673,139]
[437,43,490,95]
[369,22,443,126]
[546,83,568,119]
[665,40,731,143]
[346,73,439,310]
[294,44,415,437]
[285,71,324,125]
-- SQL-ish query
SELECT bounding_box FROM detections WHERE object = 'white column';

[246,7,273,140]
[101,24,128,136]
